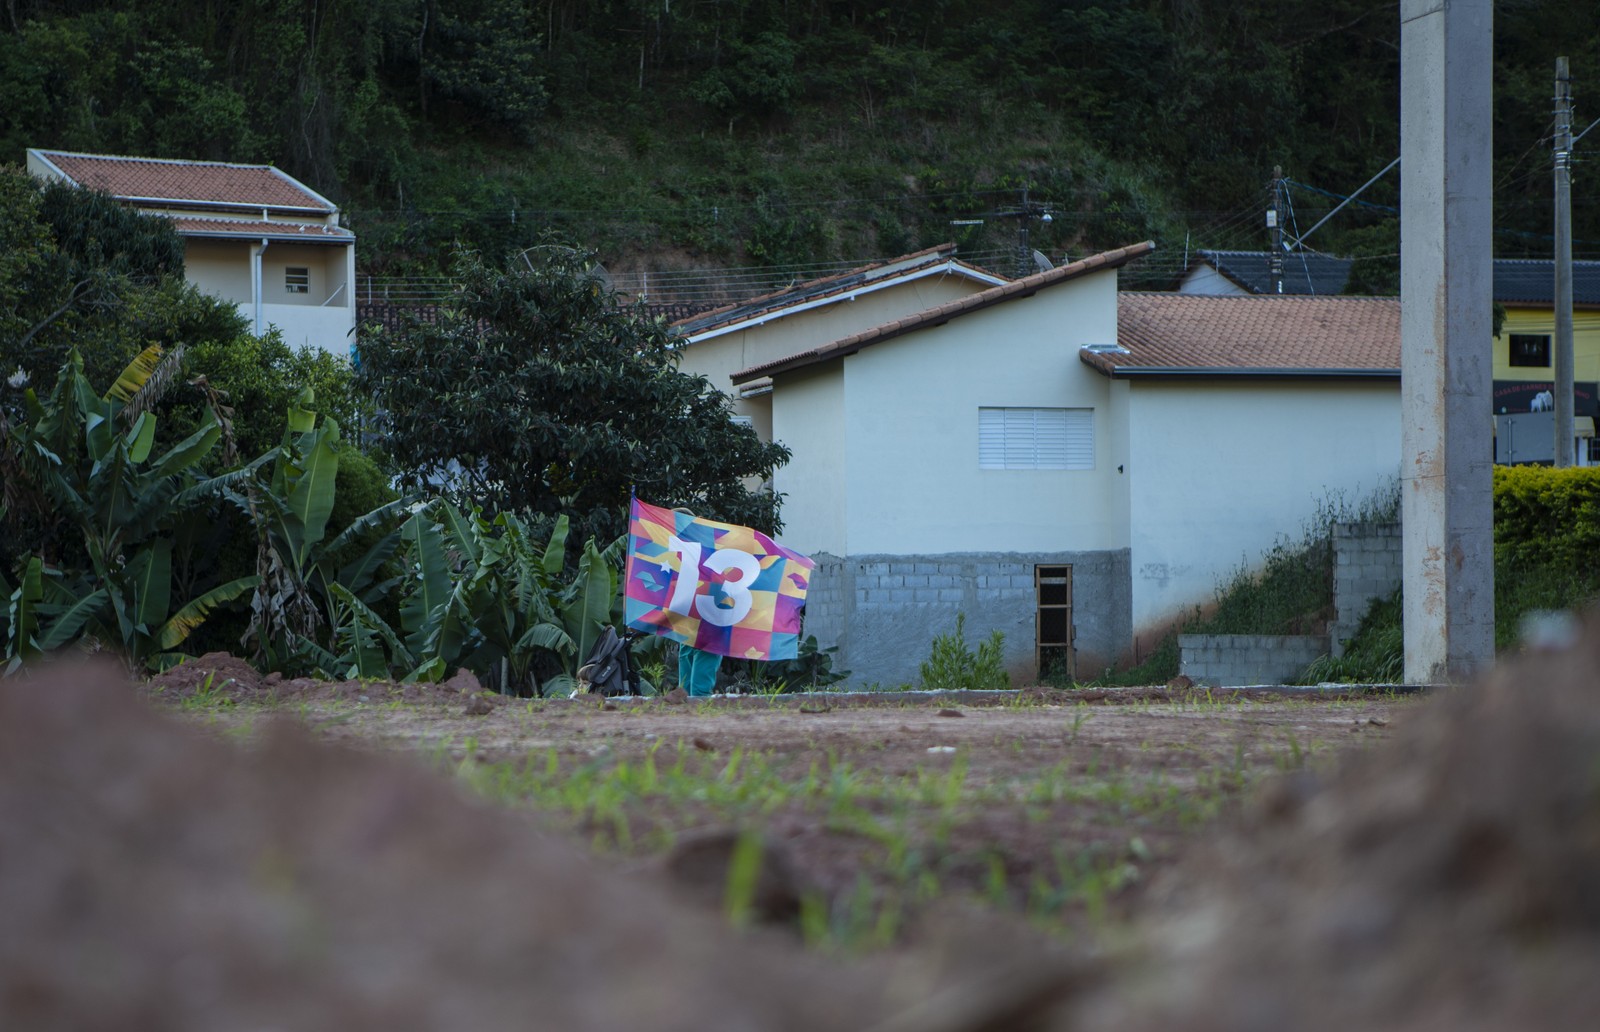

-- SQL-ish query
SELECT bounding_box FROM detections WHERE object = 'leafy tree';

[1,166,245,392]
[355,247,790,545]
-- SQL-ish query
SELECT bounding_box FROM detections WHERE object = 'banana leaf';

[399,507,452,657]
[402,657,448,683]
[102,344,164,404]
[329,583,414,671]
[127,539,173,631]
[515,621,575,656]
[156,575,261,652]
[36,587,110,651]
[541,513,570,578]
[4,558,44,674]
[562,539,616,669]
[125,411,157,464]
[284,426,340,566]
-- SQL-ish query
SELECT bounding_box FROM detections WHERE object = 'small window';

[1509,333,1550,368]
[979,407,1093,470]
[285,267,310,294]
[730,414,754,430]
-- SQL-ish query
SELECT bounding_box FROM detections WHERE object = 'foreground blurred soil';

[3,626,1597,1030]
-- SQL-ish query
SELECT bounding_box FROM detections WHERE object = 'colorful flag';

[624,497,813,661]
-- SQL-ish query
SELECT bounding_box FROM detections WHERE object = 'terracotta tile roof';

[168,217,354,242]
[1084,293,1400,379]
[731,241,1155,384]
[30,149,335,213]
[674,243,994,336]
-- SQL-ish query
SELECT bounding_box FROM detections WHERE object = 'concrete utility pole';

[1554,56,1575,467]
[1399,0,1495,684]
[1268,166,1284,293]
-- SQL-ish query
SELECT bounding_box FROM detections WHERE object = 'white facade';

[756,256,1406,679]
[186,237,356,355]
[1125,379,1401,633]
[676,256,1004,444]
[769,364,848,555]
[838,276,1127,556]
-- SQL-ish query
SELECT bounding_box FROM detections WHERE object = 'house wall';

[679,272,992,428]
[770,363,848,556]
[772,269,1134,684]
[184,239,355,354]
[841,275,1127,556]
[805,548,1131,687]
[183,238,253,303]
[260,244,352,308]
[1125,378,1401,639]
[1178,266,1250,296]
[1492,307,1600,385]
[250,303,354,356]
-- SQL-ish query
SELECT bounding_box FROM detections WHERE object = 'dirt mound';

[1082,616,1600,1032]
[143,651,268,700]
[0,663,904,1031]
[141,652,508,708]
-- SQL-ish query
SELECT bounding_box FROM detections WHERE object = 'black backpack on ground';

[576,625,644,697]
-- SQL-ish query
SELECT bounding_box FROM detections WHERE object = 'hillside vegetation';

[4,1,1596,281]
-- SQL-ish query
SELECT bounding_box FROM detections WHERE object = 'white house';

[27,148,356,356]
[732,244,1403,686]
[672,244,1007,443]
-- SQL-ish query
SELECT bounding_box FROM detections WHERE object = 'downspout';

[253,238,271,335]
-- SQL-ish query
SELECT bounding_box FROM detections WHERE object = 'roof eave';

[731,240,1155,384]
[1086,362,1401,381]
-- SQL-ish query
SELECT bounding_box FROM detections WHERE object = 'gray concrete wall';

[1331,522,1402,657]
[802,550,1132,688]
[1179,634,1331,687]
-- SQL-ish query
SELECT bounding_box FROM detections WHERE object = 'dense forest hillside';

[2,1,1596,286]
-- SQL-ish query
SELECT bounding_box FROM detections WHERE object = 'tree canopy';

[3,2,1593,281]
[354,248,790,543]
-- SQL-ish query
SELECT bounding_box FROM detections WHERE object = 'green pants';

[678,645,723,697]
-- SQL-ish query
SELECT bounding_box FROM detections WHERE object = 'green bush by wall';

[1492,465,1600,569]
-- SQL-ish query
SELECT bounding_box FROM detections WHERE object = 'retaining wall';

[804,550,1132,688]
[1178,633,1332,687]
[1331,521,1402,657]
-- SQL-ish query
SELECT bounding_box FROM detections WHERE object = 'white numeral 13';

[667,534,760,628]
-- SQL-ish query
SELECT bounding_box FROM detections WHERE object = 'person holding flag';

[623,498,813,697]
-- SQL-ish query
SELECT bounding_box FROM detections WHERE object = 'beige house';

[671,244,1006,442]
[27,148,356,356]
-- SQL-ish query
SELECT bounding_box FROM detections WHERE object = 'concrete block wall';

[1331,521,1402,657]
[1179,634,1331,687]
[802,550,1132,688]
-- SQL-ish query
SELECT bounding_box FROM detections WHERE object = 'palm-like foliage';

[1,347,258,670]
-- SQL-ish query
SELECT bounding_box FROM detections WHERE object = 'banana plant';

[1,348,260,670]
[324,501,632,695]
[236,390,410,672]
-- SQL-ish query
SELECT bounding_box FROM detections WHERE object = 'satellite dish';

[1032,249,1054,272]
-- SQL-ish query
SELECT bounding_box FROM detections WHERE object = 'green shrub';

[920,613,1009,691]
[1299,589,1403,684]
[1492,465,1600,568]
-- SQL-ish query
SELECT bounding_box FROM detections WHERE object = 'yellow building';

[1490,259,1600,464]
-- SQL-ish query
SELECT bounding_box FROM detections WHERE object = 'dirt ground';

[143,657,1413,935]
[5,624,1598,1030]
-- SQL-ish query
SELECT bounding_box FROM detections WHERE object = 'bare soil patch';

[9,622,1598,1029]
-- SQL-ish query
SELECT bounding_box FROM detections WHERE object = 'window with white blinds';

[979,407,1093,470]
